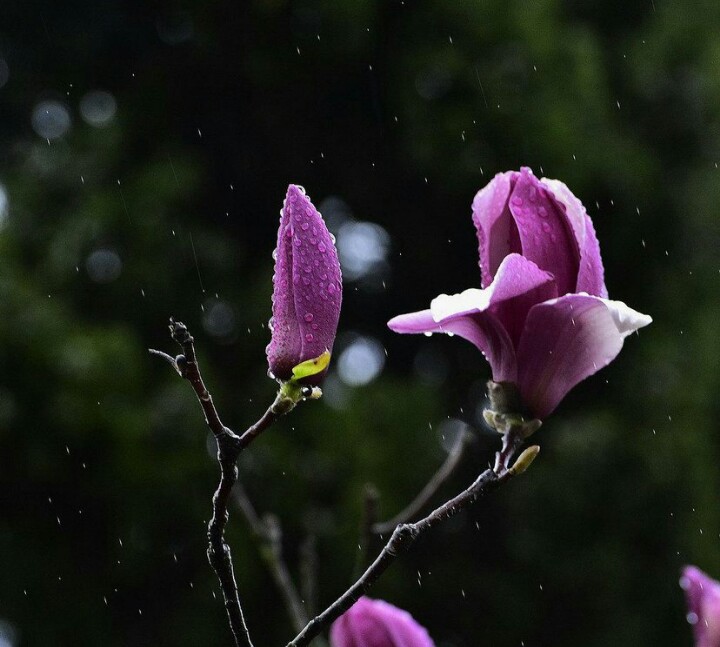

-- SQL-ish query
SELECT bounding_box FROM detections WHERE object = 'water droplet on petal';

[318,242,326,253]
[538,206,548,218]
[304,313,314,322]
[687,612,699,625]
[542,222,551,233]
[301,222,310,231]
[511,196,523,207]
[305,333,314,342]
[423,332,433,337]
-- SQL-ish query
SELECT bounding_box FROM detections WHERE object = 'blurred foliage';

[1,0,719,646]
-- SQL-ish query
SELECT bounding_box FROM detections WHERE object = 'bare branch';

[372,430,472,536]
[286,429,526,647]
[232,485,309,633]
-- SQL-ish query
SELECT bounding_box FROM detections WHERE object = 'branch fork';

[151,323,542,647]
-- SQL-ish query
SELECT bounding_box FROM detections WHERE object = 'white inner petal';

[596,297,653,337]
[430,287,493,322]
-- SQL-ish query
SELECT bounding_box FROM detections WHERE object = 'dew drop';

[538,206,548,218]
[423,332,433,337]
[687,612,699,625]
[328,283,336,293]
[318,242,326,253]
[304,313,314,322]
[542,222,551,233]
[305,333,314,342]
[511,196,523,207]
[528,186,538,202]
[271,249,278,260]
[301,222,310,231]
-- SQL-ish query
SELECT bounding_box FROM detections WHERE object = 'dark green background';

[1,1,718,645]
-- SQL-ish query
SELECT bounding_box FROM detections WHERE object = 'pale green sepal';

[290,350,331,382]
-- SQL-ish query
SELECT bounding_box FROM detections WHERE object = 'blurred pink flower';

[330,597,434,647]
[388,167,651,418]
[266,185,342,385]
[682,566,720,647]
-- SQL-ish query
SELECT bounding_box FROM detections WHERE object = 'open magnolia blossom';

[330,597,435,647]
[681,566,720,647]
[266,184,342,386]
[388,167,651,419]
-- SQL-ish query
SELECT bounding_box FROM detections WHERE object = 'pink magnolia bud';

[681,566,720,647]
[266,185,342,385]
[330,597,435,647]
[388,167,651,419]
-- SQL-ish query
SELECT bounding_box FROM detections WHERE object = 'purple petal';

[507,167,580,297]
[472,171,520,287]
[541,177,607,297]
[266,185,342,383]
[266,193,302,381]
[682,566,720,647]
[388,306,517,382]
[329,597,435,647]
[481,253,558,348]
[388,254,557,383]
[516,294,652,418]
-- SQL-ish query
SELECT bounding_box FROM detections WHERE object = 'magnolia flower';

[681,566,720,647]
[266,185,342,385]
[330,597,435,647]
[388,167,651,419]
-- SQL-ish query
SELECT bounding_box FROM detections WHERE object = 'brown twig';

[232,484,309,633]
[285,429,527,647]
[151,318,287,647]
[372,429,472,536]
